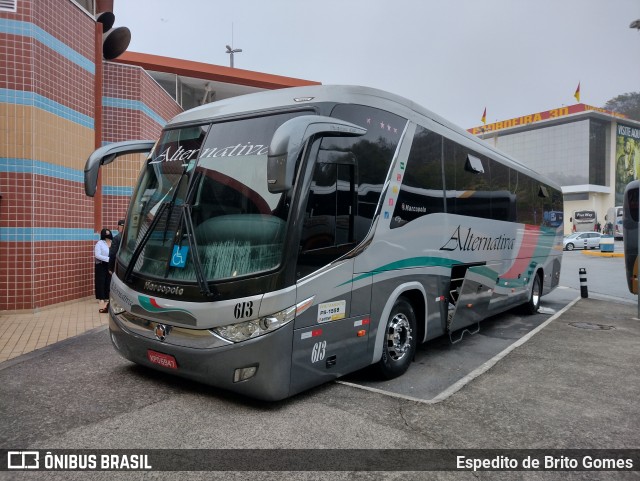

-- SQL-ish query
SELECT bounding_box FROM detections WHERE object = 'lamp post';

[631,20,640,317]
[225,45,242,68]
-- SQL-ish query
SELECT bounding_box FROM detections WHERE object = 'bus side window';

[302,162,337,251]
[487,159,515,222]
[514,171,538,225]
[391,125,444,228]
[443,139,491,218]
[328,103,407,239]
[297,162,356,279]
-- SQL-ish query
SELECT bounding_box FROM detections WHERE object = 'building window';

[564,193,589,202]
[589,120,608,186]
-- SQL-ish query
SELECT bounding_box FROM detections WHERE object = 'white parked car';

[563,232,603,251]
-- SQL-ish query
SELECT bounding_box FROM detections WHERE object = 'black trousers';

[95,261,111,300]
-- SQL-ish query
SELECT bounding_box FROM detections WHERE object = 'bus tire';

[523,273,542,315]
[375,297,417,380]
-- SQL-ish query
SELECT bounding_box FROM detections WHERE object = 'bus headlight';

[212,305,296,343]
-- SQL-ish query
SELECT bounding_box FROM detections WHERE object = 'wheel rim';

[532,277,541,308]
[386,313,413,361]
[566,243,574,251]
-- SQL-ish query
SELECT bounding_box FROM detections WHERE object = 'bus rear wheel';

[376,297,417,380]
[523,273,542,315]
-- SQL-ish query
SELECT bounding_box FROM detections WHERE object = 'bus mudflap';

[447,265,497,344]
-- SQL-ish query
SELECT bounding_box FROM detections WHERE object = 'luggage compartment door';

[447,265,497,336]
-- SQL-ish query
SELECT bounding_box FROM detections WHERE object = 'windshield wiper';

[126,164,190,281]
[165,170,212,297]
[182,201,212,297]
[162,162,191,243]
[124,168,211,297]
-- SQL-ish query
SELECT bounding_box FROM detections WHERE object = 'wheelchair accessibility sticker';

[170,245,189,268]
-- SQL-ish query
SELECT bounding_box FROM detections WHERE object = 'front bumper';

[109,312,294,401]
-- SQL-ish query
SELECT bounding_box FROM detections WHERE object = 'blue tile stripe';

[0,88,94,129]
[0,158,133,195]
[0,18,95,74]
[1,157,85,183]
[102,97,168,127]
[0,228,99,242]
[103,185,134,196]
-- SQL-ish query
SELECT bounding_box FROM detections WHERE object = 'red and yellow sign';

[468,103,626,135]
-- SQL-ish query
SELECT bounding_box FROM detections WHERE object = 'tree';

[603,92,640,121]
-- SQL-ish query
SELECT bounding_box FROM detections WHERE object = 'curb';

[581,251,624,257]
[0,325,109,372]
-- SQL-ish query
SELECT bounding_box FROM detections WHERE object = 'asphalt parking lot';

[340,285,579,402]
[0,248,638,479]
[341,245,632,402]
[1,295,638,480]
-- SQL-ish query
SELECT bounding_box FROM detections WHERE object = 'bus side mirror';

[267,115,366,193]
[569,217,573,222]
[84,140,156,197]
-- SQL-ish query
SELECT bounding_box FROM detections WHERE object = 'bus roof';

[167,85,561,191]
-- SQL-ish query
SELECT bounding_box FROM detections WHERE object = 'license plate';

[147,350,178,369]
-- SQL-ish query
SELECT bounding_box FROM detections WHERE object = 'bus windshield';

[120,111,309,283]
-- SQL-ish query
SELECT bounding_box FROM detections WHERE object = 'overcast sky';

[115,0,640,129]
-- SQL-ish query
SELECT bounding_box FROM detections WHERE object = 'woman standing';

[95,228,113,313]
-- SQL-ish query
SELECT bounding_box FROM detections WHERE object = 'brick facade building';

[0,0,317,310]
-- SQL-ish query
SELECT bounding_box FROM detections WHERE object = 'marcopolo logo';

[143,281,184,296]
[401,203,427,213]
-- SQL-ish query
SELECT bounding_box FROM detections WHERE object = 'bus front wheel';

[375,297,417,380]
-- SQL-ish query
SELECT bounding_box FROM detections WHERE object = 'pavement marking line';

[428,296,581,403]
[337,296,582,405]
[335,380,434,404]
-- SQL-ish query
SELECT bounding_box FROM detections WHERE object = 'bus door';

[447,264,497,343]
[290,158,371,394]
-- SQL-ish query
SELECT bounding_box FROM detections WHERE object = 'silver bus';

[606,205,624,239]
[571,210,597,233]
[85,86,563,401]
